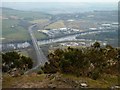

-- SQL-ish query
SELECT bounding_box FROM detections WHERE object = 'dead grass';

[2,73,118,88]
[62,73,118,88]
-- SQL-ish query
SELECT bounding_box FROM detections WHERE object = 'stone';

[47,84,56,88]
[80,82,88,87]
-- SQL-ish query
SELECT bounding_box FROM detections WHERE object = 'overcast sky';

[2,0,119,2]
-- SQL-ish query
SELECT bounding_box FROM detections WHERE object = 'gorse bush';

[2,51,33,73]
[42,42,119,80]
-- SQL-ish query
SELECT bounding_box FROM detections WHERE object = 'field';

[45,20,65,29]
[30,19,49,24]
[2,8,52,43]
[2,19,30,43]
[64,20,98,30]
[33,30,48,40]
[2,19,49,43]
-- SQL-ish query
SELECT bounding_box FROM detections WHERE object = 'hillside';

[2,73,118,88]
[1,7,51,43]
[2,19,30,43]
[2,7,51,20]
[2,43,120,89]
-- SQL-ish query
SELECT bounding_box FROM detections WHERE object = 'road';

[25,24,48,74]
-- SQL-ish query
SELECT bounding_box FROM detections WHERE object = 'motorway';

[25,25,48,74]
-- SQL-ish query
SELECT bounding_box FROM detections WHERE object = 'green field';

[2,19,48,42]
[33,30,48,40]
[2,7,52,43]
[2,19,30,43]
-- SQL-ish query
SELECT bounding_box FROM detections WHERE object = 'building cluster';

[99,22,118,30]
[38,22,118,39]
[38,28,80,37]
[60,42,86,47]
[89,22,118,31]
[17,42,31,49]
[59,41,107,48]
[88,22,118,33]
[2,42,31,50]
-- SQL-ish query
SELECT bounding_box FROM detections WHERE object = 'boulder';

[80,82,88,88]
[47,84,56,88]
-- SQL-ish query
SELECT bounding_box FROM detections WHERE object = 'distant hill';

[1,7,52,20]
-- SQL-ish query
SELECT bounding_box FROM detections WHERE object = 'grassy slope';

[2,8,52,42]
[62,74,118,88]
[2,73,118,88]
[2,19,30,42]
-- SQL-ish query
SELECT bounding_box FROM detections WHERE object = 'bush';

[2,51,33,73]
[37,69,44,74]
[42,42,118,80]
[91,70,100,80]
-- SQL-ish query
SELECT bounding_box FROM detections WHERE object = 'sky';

[1,0,118,13]
[1,0,119,2]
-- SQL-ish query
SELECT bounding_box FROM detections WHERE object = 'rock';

[46,74,51,78]
[11,72,20,77]
[58,82,62,85]
[55,73,62,80]
[63,79,67,83]
[80,82,88,87]
[75,81,79,84]
[49,74,56,81]
[111,85,120,89]
[48,84,56,88]
[31,73,37,76]
[10,68,22,77]
[114,85,120,88]
[49,81,53,84]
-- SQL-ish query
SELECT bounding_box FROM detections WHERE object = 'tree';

[93,42,100,48]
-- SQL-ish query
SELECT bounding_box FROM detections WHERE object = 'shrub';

[2,51,33,73]
[91,69,100,80]
[37,69,44,74]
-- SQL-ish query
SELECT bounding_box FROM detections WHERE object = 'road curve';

[25,25,48,74]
